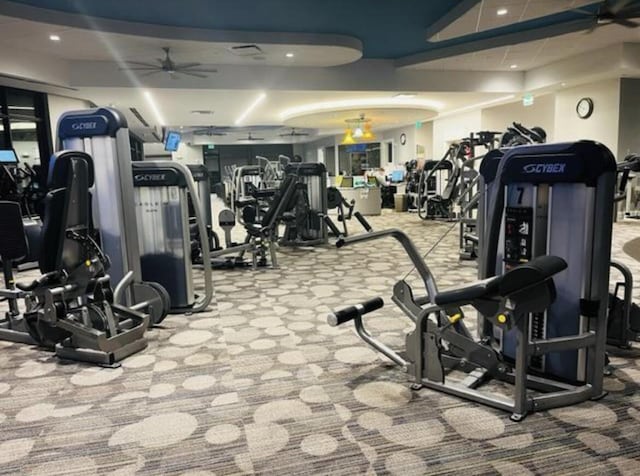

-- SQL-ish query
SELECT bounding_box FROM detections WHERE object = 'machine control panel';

[504,206,533,267]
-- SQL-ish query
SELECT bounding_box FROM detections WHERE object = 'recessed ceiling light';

[497,8,508,16]
[285,52,294,58]
[510,64,518,69]
[49,34,60,42]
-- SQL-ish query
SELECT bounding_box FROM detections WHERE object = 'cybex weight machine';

[329,141,616,421]
[58,108,212,320]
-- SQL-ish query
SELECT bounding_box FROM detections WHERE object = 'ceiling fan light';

[342,129,355,144]
[353,127,364,138]
[362,125,375,140]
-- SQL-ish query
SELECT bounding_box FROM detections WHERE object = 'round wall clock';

[576,97,594,119]
[400,133,407,145]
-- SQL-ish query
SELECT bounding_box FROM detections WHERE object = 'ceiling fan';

[576,0,640,32]
[121,47,218,78]
[237,132,265,141]
[192,126,227,136]
[278,128,310,138]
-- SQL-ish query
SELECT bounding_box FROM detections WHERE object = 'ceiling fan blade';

[607,0,635,15]
[573,7,595,15]
[180,68,219,73]
[615,17,640,27]
[119,67,160,71]
[180,71,209,78]
[175,62,202,69]
[141,70,162,77]
[584,20,599,33]
[124,61,159,68]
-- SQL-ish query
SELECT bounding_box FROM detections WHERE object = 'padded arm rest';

[499,256,567,296]
[252,189,277,199]
[434,255,567,307]
[434,277,501,306]
[16,270,62,292]
[235,198,257,208]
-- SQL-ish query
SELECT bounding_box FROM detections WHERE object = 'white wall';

[553,79,620,156]
[47,94,93,143]
[415,121,433,159]
[298,136,336,163]
[431,109,482,158]
[143,142,172,160]
[172,142,204,164]
[379,126,416,166]
[481,94,555,142]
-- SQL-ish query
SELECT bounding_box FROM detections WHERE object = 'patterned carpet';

[623,237,640,262]
[1,210,640,475]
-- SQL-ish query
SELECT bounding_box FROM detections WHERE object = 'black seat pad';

[434,276,501,306]
[235,197,257,208]
[0,201,29,261]
[434,255,567,306]
[498,255,567,295]
[39,189,66,274]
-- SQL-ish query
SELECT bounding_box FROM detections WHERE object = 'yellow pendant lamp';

[341,128,355,144]
[362,122,375,140]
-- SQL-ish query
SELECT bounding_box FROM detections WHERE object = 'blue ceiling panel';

[3,0,478,58]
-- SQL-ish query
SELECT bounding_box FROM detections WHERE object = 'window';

[338,142,381,175]
[129,132,144,162]
[0,86,52,178]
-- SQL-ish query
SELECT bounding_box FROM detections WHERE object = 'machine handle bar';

[354,211,372,232]
[327,297,384,327]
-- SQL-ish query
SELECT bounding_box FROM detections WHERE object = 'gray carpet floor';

[623,237,640,262]
[1,211,640,475]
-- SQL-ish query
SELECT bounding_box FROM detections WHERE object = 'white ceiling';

[416,25,640,71]
[0,14,361,67]
[283,108,439,130]
[430,0,594,41]
[0,4,637,145]
[80,88,505,129]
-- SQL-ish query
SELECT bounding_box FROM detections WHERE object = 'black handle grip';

[327,297,384,326]
[323,215,342,237]
[354,211,372,232]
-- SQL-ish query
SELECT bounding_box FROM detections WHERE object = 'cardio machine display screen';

[164,131,181,152]
[0,149,18,164]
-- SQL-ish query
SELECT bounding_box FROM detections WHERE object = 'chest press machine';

[58,108,211,318]
[328,141,616,421]
[0,151,149,365]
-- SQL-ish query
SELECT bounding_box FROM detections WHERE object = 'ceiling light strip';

[435,95,516,119]
[235,92,267,125]
[280,97,445,120]
[143,91,166,126]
